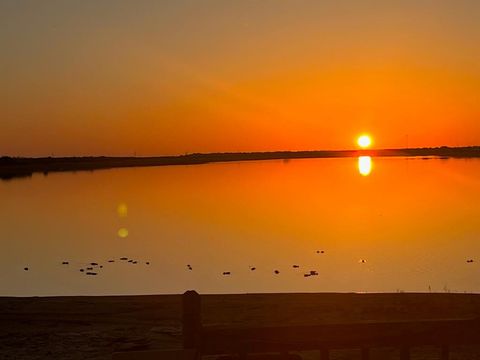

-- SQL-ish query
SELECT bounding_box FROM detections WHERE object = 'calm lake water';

[1,157,480,296]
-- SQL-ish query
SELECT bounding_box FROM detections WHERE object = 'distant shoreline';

[1,146,480,180]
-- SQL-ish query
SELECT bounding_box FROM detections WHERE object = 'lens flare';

[118,228,129,238]
[117,203,128,217]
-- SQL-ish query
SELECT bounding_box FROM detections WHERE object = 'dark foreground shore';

[2,146,480,180]
[2,293,480,359]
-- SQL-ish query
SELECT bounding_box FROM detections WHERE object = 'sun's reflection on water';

[358,156,373,176]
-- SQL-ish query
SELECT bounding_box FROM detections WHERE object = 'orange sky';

[2,1,480,156]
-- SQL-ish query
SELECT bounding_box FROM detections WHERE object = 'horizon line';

[3,145,480,159]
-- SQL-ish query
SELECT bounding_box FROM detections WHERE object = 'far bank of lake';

[2,146,480,180]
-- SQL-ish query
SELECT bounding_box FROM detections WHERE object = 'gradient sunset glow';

[2,1,480,156]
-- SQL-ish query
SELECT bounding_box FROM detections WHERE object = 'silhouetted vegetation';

[2,146,480,181]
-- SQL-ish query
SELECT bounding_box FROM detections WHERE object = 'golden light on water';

[358,156,373,176]
[357,135,372,149]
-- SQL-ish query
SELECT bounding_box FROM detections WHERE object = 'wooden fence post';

[182,290,202,349]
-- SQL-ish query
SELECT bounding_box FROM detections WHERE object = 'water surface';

[1,157,479,296]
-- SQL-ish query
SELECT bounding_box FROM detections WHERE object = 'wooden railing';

[182,291,480,360]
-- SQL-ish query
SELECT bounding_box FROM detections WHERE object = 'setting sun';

[357,135,373,149]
